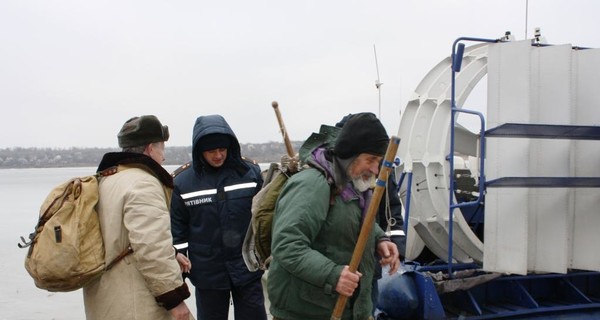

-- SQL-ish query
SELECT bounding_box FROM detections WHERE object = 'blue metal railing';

[448,36,498,276]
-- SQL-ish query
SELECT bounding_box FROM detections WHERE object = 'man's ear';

[143,143,153,156]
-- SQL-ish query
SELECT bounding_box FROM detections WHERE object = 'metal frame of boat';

[384,33,600,319]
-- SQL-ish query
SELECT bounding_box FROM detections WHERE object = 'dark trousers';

[195,278,267,320]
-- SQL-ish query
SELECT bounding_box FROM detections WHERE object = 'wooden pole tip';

[272,101,278,108]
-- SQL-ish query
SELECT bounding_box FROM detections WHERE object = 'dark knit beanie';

[198,133,231,152]
[335,113,353,128]
[334,112,389,159]
[117,115,169,148]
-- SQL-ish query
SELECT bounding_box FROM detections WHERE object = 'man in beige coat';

[83,115,192,320]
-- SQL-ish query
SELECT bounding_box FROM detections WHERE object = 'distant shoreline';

[0,141,303,169]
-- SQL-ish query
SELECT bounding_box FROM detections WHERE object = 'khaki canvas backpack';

[18,167,131,292]
[242,165,292,271]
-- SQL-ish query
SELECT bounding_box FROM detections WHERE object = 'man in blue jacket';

[170,114,267,320]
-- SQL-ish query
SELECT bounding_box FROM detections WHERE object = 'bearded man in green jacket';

[268,112,400,320]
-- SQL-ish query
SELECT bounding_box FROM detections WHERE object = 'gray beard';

[352,175,376,192]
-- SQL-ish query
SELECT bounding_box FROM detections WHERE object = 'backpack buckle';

[17,232,35,248]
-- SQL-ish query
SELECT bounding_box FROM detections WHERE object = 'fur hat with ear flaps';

[333,112,389,159]
[117,115,169,148]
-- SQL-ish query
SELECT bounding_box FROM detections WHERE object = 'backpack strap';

[105,246,134,271]
[97,166,119,177]
[97,165,134,270]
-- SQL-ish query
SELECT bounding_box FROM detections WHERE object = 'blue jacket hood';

[192,115,243,171]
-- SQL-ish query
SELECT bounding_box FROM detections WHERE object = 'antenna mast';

[525,0,529,39]
[373,44,383,118]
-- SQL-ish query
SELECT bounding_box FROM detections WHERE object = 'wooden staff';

[272,101,295,157]
[330,136,401,320]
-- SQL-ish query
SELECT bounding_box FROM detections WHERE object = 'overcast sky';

[1,0,599,148]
